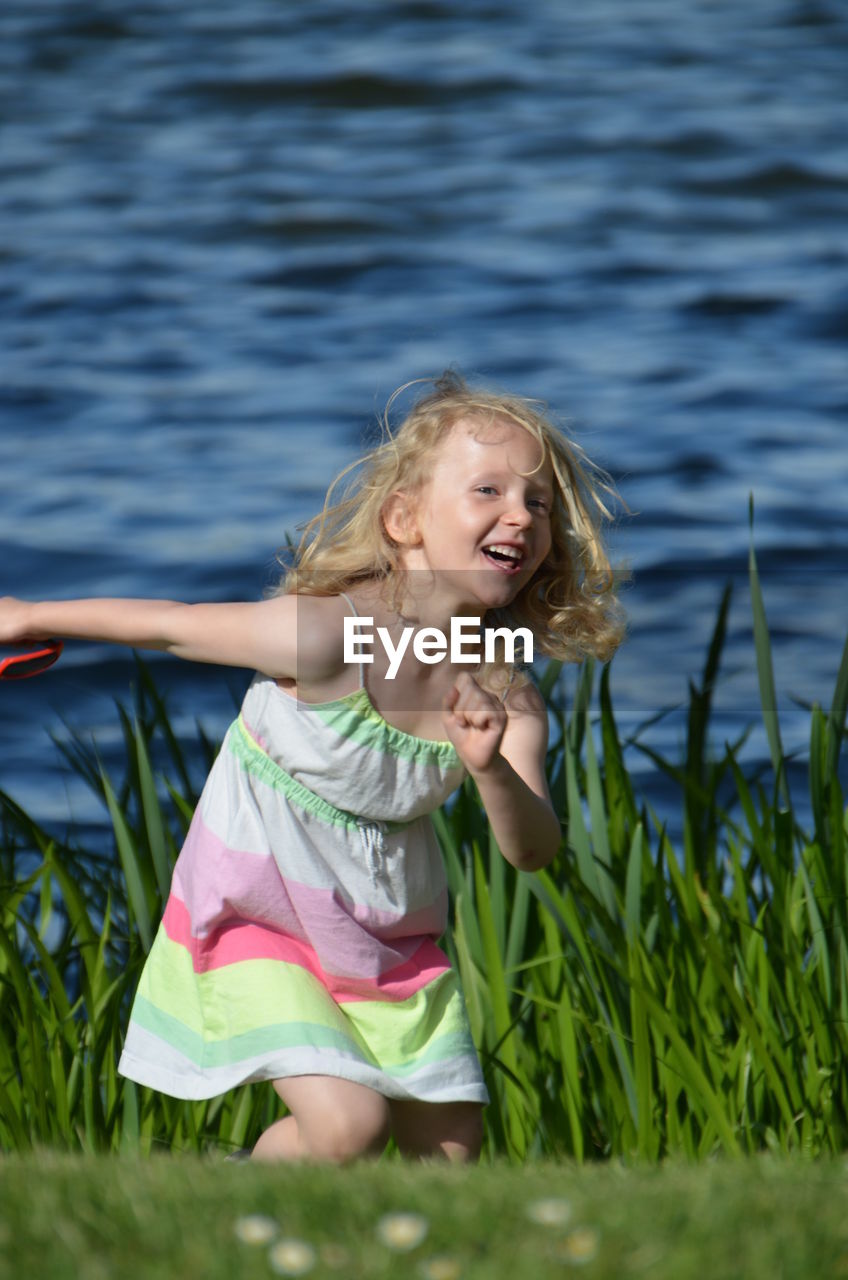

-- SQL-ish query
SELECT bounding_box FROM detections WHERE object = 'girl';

[0,372,622,1163]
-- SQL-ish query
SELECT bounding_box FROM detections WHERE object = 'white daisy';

[268,1238,317,1276]
[525,1198,573,1227]
[233,1214,279,1246]
[376,1212,429,1251]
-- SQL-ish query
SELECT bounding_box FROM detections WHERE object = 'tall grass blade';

[134,720,173,901]
[748,496,790,810]
[826,632,848,777]
[100,768,153,953]
[624,823,645,945]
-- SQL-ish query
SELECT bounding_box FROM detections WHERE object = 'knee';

[306,1095,391,1164]
[443,1106,484,1163]
[393,1101,485,1162]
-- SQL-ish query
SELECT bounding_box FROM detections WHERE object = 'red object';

[0,640,63,680]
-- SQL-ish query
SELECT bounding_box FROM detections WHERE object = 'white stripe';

[119,1026,489,1104]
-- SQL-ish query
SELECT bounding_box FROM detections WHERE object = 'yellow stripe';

[135,929,352,1040]
[134,928,474,1069]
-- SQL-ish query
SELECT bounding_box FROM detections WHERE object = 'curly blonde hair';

[277,371,625,675]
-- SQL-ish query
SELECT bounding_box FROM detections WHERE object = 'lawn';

[1,1153,847,1280]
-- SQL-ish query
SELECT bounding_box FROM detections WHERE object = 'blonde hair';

[277,371,625,679]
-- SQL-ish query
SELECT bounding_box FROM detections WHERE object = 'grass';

[1,511,848,1162]
[1,1152,848,1279]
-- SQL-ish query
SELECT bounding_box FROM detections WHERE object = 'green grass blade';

[473,845,525,1157]
[624,823,645,945]
[628,944,656,1159]
[119,1083,140,1155]
[809,705,827,851]
[504,872,531,980]
[537,658,563,700]
[565,746,601,901]
[800,852,832,1007]
[100,768,152,952]
[134,719,172,902]
[584,720,616,917]
[826,632,848,777]
[748,496,790,810]
[636,983,741,1156]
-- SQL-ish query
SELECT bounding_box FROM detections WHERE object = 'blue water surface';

[1,0,847,838]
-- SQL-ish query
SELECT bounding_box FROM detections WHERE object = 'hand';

[442,672,507,775]
[0,597,40,645]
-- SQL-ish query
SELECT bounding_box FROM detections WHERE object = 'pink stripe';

[239,711,269,753]
[172,811,448,979]
[161,894,451,1003]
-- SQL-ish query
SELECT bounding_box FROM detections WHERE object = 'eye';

[528,497,551,513]
[475,485,498,495]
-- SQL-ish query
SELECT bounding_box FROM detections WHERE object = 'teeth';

[484,544,523,560]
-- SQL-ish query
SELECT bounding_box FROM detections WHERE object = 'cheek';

[449,500,480,532]
[536,526,553,564]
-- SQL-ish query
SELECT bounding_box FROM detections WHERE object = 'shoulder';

[259,592,352,683]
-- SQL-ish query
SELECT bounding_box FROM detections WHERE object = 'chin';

[472,576,525,610]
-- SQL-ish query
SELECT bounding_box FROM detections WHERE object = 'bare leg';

[249,1114,302,1161]
[389,1100,484,1163]
[251,1075,392,1164]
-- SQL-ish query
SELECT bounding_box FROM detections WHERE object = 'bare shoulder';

[257,592,349,683]
[290,593,351,678]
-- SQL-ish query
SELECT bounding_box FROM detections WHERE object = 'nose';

[503,503,533,529]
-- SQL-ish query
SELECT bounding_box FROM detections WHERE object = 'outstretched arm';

[442,674,560,872]
[0,593,314,680]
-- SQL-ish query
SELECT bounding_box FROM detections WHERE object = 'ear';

[382,491,422,546]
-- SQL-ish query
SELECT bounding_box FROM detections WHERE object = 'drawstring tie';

[356,818,388,885]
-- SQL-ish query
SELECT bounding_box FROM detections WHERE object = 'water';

[2,0,847,837]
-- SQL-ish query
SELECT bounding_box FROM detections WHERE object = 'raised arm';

[0,593,339,681]
[442,674,561,872]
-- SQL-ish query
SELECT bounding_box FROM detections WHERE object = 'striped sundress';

[118,598,489,1105]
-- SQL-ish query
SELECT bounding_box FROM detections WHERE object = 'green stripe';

[230,716,407,833]
[131,998,475,1080]
[131,995,372,1068]
[310,688,460,765]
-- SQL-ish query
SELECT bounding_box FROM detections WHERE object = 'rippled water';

[2,0,847,833]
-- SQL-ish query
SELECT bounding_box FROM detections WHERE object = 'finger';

[442,691,469,730]
[453,682,501,720]
[443,683,460,709]
[445,680,490,716]
[450,700,495,733]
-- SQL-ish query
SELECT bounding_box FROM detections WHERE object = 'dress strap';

[338,591,366,690]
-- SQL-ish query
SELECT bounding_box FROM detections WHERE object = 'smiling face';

[389,414,555,616]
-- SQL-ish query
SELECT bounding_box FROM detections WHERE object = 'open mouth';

[481,544,525,574]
